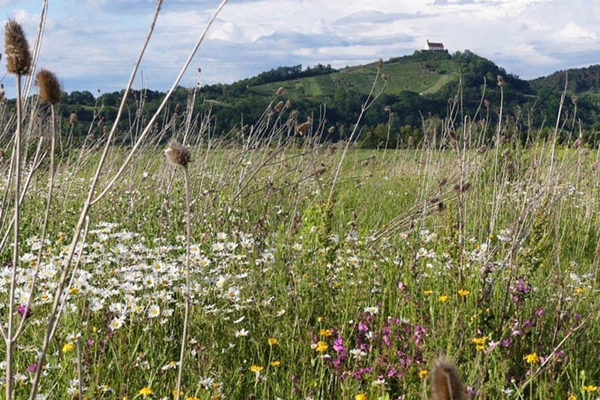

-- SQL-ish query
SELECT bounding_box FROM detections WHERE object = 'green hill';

[57,50,600,147]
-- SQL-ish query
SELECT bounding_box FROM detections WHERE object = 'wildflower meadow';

[1,3,600,400]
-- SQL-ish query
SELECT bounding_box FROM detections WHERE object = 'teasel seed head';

[276,86,285,96]
[5,19,32,76]
[37,69,62,104]
[164,138,191,169]
[571,95,579,105]
[69,113,78,125]
[377,58,383,69]
[431,357,465,400]
[497,75,505,87]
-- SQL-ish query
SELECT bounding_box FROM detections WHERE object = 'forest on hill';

[53,50,600,148]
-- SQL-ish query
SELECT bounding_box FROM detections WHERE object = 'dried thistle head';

[431,357,465,400]
[37,69,62,104]
[164,139,191,168]
[5,19,32,75]
[377,58,383,69]
[276,86,285,96]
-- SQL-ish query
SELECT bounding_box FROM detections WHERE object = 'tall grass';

[1,3,600,400]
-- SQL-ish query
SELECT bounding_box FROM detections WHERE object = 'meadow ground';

[1,130,599,399]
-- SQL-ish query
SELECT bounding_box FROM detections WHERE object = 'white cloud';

[0,0,599,97]
[556,22,598,42]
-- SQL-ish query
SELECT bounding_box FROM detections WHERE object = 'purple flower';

[466,386,476,397]
[522,319,535,329]
[352,366,372,380]
[333,336,346,353]
[358,321,369,333]
[535,308,545,317]
[17,304,32,318]
[26,363,38,373]
[501,338,511,347]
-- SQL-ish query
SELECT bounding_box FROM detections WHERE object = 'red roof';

[427,40,444,49]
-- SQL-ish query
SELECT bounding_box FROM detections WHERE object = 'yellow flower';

[319,328,333,337]
[575,287,585,295]
[268,337,278,346]
[423,290,433,296]
[475,344,485,351]
[315,341,328,352]
[458,289,470,297]
[355,394,368,400]
[249,365,264,373]
[582,385,597,392]
[438,295,449,302]
[270,360,281,367]
[186,397,200,400]
[138,387,153,396]
[523,352,540,364]
[62,342,75,354]
[419,370,429,379]
[172,389,183,397]
[471,337,487,345]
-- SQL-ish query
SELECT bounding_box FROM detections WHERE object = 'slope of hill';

[247,50,459,98]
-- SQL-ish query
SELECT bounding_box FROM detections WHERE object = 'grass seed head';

[5,20,32,75]
[37,69,62,104]
[165,139,191,168]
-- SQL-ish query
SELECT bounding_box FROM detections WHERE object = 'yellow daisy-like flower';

[249,365,264,373]
[62,342,75,354]
[438,295,449,302]
[419,369,429,379]
[138,387,153,396]
[172,389,183,397]
[568,394,577,400]
[575,287,585,295]
[315,341,328,352]
[423,290,433,296]
[270,360,281,367]
[268,337,278,346]
[582,385,597,392]
[458,289,470,297]
[355,394,368,400]
[186,397,201,400]
[523,352,540,364]
[319,328,333,337]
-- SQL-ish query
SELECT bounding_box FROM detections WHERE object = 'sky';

[1,0,599,98]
